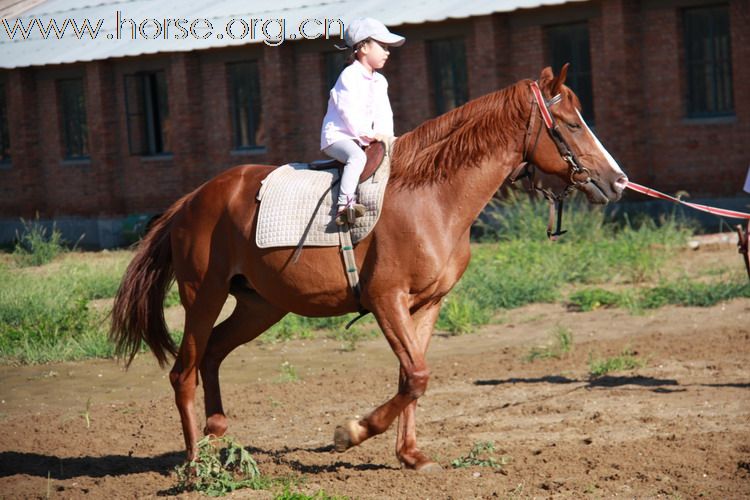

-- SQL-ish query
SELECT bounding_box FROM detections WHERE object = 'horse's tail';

[110,193,191,368]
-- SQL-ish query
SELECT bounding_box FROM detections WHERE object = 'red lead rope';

[626,181,750,219]
[626,181,750,280]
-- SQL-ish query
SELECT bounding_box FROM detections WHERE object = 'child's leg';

[323,140,367,206]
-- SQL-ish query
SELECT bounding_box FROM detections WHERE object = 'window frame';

[545,21,595,125]
[123,71,171,156]
[427,37,469,116]
[683,4,734,118]
[0,79,10,165]
[227,60,264,152]
[57,77,89,161]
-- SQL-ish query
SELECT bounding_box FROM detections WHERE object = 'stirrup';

[336,202,366,226]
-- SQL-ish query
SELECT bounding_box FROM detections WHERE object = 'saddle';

[255,136,394,249]
[308,141,385,183]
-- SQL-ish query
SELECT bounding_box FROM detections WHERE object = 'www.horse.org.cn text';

[1,12,345,46]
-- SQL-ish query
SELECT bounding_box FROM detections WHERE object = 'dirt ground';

[1,245,749,499]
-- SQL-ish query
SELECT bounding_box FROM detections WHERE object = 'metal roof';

[0,0,588,69]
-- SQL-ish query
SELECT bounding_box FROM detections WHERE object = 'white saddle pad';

[255,138,393,248]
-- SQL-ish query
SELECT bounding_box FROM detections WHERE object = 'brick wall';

[1,0,747,223]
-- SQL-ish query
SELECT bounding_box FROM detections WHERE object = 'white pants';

[323,139,367,205]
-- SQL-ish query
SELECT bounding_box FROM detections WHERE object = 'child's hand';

[373,133,389,143]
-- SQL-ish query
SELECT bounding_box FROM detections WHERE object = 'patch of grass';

[526,326,573,361]
[0,251,131,364]
[588,348,645,378]
[638,279,750,309]
[172,435,267,496]
[568,279,750,315]
[437,295,490,335]
[328,324,378,352]
[13,216,66,267]
[451,441,510,470]
[274,488,347,500]
[277,361,299,383]
[163,283,181,308]
[568,288,623,312]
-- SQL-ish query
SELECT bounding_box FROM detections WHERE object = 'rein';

[512,81,592,240]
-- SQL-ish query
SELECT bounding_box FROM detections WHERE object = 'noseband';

[511,81,592,239]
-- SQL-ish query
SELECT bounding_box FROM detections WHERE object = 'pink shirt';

[320,60,394,150]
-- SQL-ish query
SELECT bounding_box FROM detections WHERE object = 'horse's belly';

[244,245,359,317]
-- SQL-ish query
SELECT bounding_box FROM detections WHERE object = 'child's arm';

[372,79,394,138]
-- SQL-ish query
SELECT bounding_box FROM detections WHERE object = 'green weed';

[13,216,66,267]
[274,488,347,500]
[526,326,573,361]
[588,348,645,378]
[80,397,92,429]
[451,441,510,469]
[277,361,299,383]
[568,288,623,311]
[328,325,378,352]
[173,435,266,496]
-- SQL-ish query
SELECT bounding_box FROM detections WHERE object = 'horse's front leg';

[334,294,440,471]
[395,300,442,470]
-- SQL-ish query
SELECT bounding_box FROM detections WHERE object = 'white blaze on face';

[575,110,626,176]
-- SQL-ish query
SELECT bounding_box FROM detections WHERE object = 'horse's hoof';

[333,425,353,452]
[415,461,443,474]
[334,420,364,452]
[203,414,228,438]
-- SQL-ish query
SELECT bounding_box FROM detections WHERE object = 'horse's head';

[526,65,628,204]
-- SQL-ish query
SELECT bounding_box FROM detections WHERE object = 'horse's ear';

[550,63,570,95]
[539,66,554,89]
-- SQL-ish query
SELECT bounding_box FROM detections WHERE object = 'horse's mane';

[390,81,530,189]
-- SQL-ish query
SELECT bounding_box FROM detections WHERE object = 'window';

[0,80,9,163]
[124,71,171,155]
[324,50,348,94]
[546,22,594,124]
[684,5,733,117]
[58,78,88,159]
[428,38,468,115]
[228,61,263,150]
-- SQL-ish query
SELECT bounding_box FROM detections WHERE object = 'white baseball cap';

[344,18,405,47]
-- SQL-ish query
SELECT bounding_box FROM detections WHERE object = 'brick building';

[0,0,747,247]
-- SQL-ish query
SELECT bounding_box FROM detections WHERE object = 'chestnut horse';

[111,66,628,471]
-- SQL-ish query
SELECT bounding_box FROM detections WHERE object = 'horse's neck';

[432,150,522,238]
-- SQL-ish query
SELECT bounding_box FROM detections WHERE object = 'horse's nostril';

[614,175,629,192]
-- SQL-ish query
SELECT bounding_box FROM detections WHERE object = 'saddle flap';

[309,141,386,183]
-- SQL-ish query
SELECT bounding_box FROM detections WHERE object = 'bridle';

[511,80,593,239]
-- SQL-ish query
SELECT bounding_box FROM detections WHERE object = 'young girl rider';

[320,17,405,225]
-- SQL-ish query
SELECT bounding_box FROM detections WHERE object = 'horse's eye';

[566,121,581,130]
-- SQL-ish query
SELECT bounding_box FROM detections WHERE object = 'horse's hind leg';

[170,278,229,461]
[201,288,286,437]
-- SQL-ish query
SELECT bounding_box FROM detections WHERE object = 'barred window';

[546,22,594,124]
[58,78,89,159]
[228,61,264,150]
[124,71,171,155]
[428,38,468,115]
[684,5,733,117]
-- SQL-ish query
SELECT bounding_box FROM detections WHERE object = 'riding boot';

[336,194,366,226]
